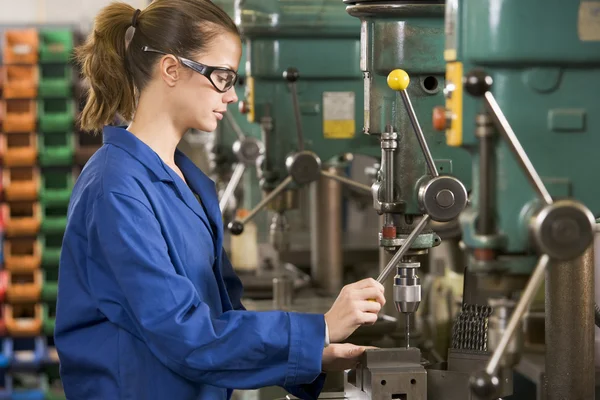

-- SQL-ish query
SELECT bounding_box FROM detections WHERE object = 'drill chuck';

[393,263,422,314]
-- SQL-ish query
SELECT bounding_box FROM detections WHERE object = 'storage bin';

[39,169,73,206]
[5,270,42,303]
[3,238,42,272]
[40,203,68,234]
[38,64,71,98]
[2,100,36,133]
[1,133,37,166]
[38,132,73,166]
[2,202,41,237]
[39,29,73,63]
[3,66,38,99]
[3,167,40,201]
[2,30,39,65]
[38,99,74,133]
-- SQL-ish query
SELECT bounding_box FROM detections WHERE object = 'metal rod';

[218,163,246,212]
[289,83,305,151]
[320,170,372,193]
[239,175,293,225]
[477,116,495,235]
[225,111,245,141]
[546,245,595,399]
[384,150,394,202]
[485,254,550,375]
[377,215,431,283]
[483,92,553,205]
[399,90,439,178]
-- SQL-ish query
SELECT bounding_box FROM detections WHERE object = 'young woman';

[54,1,386,399]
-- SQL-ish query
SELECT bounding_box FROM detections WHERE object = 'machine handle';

[376,214,431,283]
[464,69,553,206]
[228,175,293,235]
[283,67,305,151]
[219,163,246,212]
[388,69,439,178]
[225,111,246,141]
[470,254,550,398]
[320,170,372,193]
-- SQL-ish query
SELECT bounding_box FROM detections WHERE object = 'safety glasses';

[142,46,238,93]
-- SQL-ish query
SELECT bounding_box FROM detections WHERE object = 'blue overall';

[55,126,326,399]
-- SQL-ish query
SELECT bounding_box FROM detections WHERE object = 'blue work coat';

[55,126,326,400]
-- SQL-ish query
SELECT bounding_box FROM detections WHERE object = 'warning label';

[323,91,356,139]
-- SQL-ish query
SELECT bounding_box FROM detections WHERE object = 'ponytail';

[76,0,239,132]
[76,3,138,132]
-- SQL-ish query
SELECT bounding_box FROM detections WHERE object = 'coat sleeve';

[220,249,328,399]
[87,191,325,391]
[220,249,246,311]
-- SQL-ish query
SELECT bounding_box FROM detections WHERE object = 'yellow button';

[387,69,410,91]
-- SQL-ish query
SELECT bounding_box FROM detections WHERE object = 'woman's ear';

[160,55,180,87]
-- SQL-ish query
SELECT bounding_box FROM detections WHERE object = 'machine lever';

[388,69,439,178]
[228,175,294,235]
[283,67,305,151]
[219,163,246,212]
[225,111,246,141]
[376,214,431,283]
[485,254,549,376]
[320,170,372,193]
[464,69,553,206]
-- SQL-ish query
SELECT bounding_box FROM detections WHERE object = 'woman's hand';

[321,344,366,372]
[324,278,385,343]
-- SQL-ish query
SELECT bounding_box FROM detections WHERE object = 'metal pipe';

[219,163,245,212]
[476,114,495,235]
[485,254,549,376]
[225,111,245,141]
[483,92,553,205]
[399,90,439,178]
[239,175,293,225]
[289,83,305,151]
[546,245,595,399]
[377,215,431,283]
[320,170,371,193]
[310,166,344,295]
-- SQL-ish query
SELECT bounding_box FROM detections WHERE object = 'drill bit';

[405,313,410,348]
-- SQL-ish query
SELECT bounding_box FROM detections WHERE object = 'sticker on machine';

[323,91,356,139]
[578,2,600,41]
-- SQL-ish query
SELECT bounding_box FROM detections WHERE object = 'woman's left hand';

[321,344,377,372]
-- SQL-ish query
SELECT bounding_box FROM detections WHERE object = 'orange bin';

[3,167,40,201]
[2,202,41,237]
[4,238,42,272]
[3,65,38,99]
[3,29,39,65]
[2,99,37,132]
[6,270,42,303]
[1,132,38,166]
[4,304,43,337]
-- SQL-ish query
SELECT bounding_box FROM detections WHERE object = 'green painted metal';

[345,2,471,216]
[449,0,600,257]
[236,0,380,191]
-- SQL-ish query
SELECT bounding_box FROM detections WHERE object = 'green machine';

[439,0,600,399]
[226,0,387,297]
[317,1,600,400]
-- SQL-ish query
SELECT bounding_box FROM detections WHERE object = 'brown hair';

[76,0,239,132]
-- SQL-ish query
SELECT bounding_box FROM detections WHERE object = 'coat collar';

[102,126,223,241]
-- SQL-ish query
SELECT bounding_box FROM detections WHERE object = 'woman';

[54,1,386,399]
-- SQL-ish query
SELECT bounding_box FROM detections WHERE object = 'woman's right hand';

[324,278,386,343]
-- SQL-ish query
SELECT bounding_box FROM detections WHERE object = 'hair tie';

[131,9,141,28]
